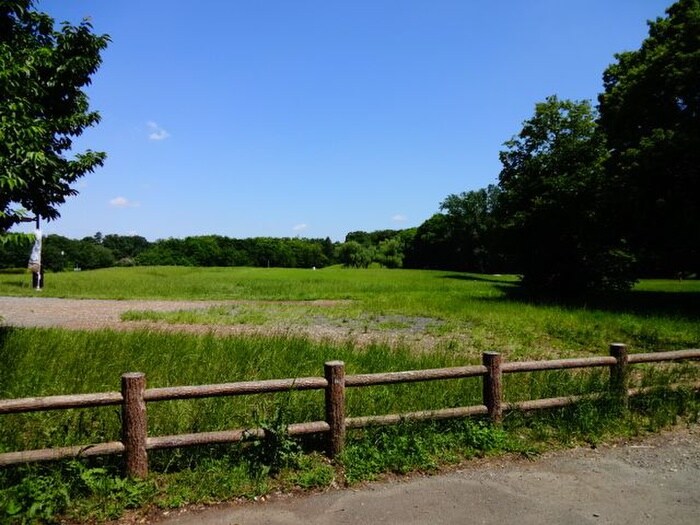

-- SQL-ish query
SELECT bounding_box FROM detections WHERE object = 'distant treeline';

[0,220,510,273]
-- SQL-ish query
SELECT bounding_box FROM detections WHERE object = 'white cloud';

[391,214,408,223]
[293,223,309,233]
[109,196,140,208]
[147,121,170,141]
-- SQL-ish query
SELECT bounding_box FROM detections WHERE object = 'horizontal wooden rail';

[346,405,488,429]
[628,349,700,364]
[144,376,328,402]
[146,421,330,451]
[502,356,616,373]
[1,346,698,474]
[506,395,585,412]
[345,365,487,387]
[0,441,124,467]
[0,392,122,415]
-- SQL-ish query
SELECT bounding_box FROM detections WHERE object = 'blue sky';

[23,0,671,242]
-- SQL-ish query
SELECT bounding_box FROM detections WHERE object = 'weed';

[1,469,69,524]
[0,460,154,524]
[246,405,302,477]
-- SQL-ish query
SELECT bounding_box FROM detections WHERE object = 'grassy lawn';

[0,267,698,522]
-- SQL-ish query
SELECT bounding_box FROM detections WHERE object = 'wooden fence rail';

[1,344,699,477]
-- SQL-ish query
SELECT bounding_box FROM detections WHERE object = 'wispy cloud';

[293,223,309,233]
[109,196,140,208]
[391,214,407,223]
[147,121,170,141]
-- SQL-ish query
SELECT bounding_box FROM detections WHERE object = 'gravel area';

[0,296,232,329]
[0,296,443,348]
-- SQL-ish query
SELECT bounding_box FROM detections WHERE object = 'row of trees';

[0,234,339,271]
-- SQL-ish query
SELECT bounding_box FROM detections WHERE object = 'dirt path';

[154,426,700,525]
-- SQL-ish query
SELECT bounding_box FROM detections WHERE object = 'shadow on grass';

[481,282,700,320]
[441,273,519,284]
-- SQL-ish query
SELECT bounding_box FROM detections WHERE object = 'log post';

[609,343,629,410]
[324,361,346,459]
[121,372,148,478]
[482,352,503,424]
[481,352,503,424]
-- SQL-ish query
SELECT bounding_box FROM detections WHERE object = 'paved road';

[155,426,700,525]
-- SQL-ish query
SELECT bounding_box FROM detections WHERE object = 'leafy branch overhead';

[0,0,109,232]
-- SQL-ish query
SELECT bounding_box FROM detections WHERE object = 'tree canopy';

[497,96,635,294]
[0,0,109,233]
[598,0,700,275]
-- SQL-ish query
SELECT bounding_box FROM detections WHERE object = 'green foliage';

[497,96,636,295]
[406,186,504,272]
[341,420,514,484]
[0,0,109,232]
[336,240,374,268]
[1,469,69,524]
[133,235,335,268]
[598,0,700,276]
[0,461,154,524]
[246,405,302,477]
[0,233,342,270]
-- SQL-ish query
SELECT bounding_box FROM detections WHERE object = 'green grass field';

[1,266,699,359]
[1,267,698,522]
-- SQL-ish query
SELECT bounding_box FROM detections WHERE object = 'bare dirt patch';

[0,296,444,349]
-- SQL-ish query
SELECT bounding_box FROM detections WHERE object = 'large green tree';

[0,0,109,232]
[497,96,635,294]
[598,0,700,275]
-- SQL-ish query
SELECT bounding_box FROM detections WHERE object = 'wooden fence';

[1,343,699,478]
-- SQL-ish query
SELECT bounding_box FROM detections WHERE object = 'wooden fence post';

[324,361,346,459]
[482,352,503,424]
[609,343,629,410]
[121,372,148,478]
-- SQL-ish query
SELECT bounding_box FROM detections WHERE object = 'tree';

[0,1,109,232]
[102,234,150,261]
[405,187,503,273]
[336,241,374,268]
[497,96,636,294]
[405,213,453,270]
[439,185,502,273]
[598,0,700,276]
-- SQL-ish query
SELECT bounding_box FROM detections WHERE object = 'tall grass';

[0,327,483,452]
